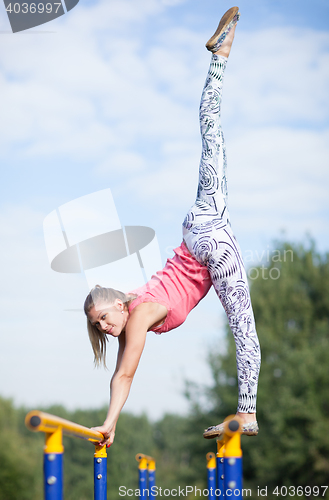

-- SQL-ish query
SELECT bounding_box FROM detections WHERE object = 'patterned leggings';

[182,54,261,413]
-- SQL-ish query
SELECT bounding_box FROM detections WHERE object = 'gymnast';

[84,6,261,446]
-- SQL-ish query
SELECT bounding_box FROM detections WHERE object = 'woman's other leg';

[206,226,261,415]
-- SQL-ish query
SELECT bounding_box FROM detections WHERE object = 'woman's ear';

[115,299,124,311]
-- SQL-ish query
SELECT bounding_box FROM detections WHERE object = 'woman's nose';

[99,320,107,331]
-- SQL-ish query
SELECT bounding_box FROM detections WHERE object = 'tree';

[0,397,42,500]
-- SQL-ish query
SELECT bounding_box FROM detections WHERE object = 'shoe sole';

[206,6,240,52]
[203,426,259,439]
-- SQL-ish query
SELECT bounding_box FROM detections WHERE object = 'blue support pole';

[148,460,156,500]
[223,418,243,500]
[136,454,156,500]
[44,452,63,500]
[206,452,216,500]
[139,467,148,500]
[94,452,107,500]
[43,428,64,500]
[224,457,242,499]
[216,439,225,500]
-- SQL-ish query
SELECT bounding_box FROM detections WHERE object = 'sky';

[0,0,328,422]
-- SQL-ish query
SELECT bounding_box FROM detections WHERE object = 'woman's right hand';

[91,423,115,447]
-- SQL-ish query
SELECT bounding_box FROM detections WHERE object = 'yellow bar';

[25,410,104,444]
[206,452,216,469]
[135,453,156,470]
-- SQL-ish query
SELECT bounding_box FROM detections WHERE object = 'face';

[87,299,127,337]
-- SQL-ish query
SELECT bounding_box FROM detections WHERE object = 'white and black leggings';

[183,54,261,413]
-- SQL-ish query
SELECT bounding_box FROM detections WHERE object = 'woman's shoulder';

[129,299,167,316]
[127,300,168,332]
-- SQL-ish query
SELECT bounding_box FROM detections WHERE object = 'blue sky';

[0,0,328,419]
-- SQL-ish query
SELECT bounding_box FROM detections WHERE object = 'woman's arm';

[110,331,126,389]
[93,302,167,445]
[92,308,152,445]
[106,332,126,436]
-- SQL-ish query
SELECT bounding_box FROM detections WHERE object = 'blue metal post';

[224,457,242,499]
[44,452,63,500]
[136,455,149,500]
[206,452,216,500]
[216,439,225,500]
[136,454,157,500]
[94,445,107,500]
[139,467,148,499]
[43,428,64,500]
[223,419,243,500]
[148,459,156,500]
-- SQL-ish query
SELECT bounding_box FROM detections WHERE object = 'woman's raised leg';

[196,53,229,218]
[183,22,238,229]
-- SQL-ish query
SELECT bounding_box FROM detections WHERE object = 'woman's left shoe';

[206,6,240,53]
[203,421,259,439]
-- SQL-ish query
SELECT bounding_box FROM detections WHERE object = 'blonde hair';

[84,285,136,368]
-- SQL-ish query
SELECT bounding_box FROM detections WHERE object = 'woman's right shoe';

[206,6,240,53]
[203,421,259,439]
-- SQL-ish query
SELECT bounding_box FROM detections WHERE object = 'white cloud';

[2,7,327,183]
[160,0,187,6]
[228,127,329,201]
[225,126,329,247]
[0,0,166,161]
[224,27,329,126]
[97,151,146,174]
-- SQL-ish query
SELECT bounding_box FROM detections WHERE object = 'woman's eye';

[101,315,106,320]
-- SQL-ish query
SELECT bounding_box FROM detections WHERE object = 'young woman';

[85,6,261,446]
